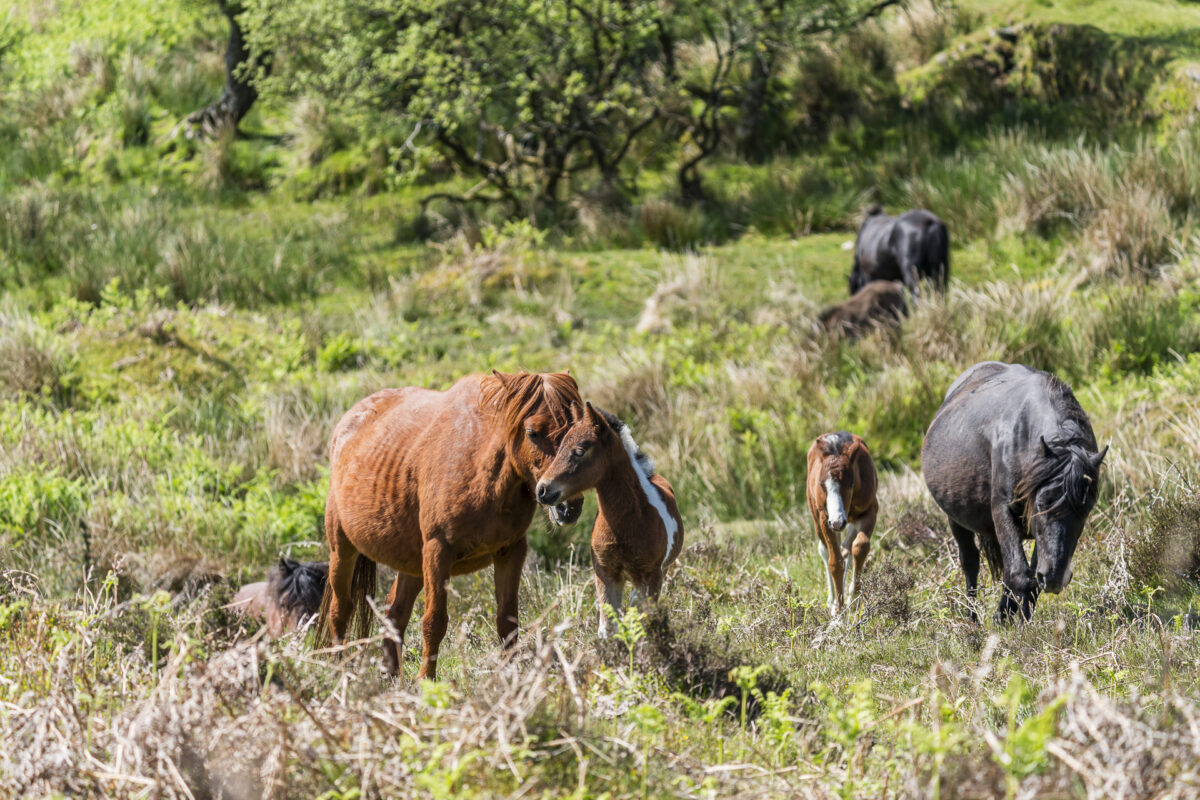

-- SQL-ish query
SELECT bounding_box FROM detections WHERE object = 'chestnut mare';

[806,432,878,616]
[534,404,684,638]
[321,370,584,679]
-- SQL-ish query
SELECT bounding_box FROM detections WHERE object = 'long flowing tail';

[314,554,378,646]
[350,555,377,641]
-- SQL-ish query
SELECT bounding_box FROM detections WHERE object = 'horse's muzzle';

[1036,570,1067,594]
[535,480,562,506]
[546,495,584,526]
[827,517,847,532]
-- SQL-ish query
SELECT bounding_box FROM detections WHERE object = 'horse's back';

[896,208,944,231]
[326,376,487,569]
[923,362,1064,532]
[330,386,438,466]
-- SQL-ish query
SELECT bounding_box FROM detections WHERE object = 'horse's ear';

[1091,445,1109,470]
[1039,435,1054,458]
[584,401,607,431]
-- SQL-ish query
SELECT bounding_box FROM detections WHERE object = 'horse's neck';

[478,430,528,501]
[595,447,654,536]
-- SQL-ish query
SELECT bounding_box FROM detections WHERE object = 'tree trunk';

[736,47,776,162]
[176,1,265,140]
[678,160,707,206]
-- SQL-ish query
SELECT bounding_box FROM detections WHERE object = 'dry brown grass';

[0,305,74,403]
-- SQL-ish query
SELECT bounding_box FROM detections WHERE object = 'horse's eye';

[525,429,541,440]
[573,447,587,458]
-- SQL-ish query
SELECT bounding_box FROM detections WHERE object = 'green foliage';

[245,0,667,218]
[989,673,1066,797]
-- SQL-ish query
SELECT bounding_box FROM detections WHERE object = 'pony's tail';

[313,555,378,647]
[350,555,377,642]
[925,220,950,290]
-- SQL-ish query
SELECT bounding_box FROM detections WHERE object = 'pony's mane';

[1013,377,1100,519]
[481,371,581,442]
[819,431,855,457]
[267,558,328,622]
[596,408,655,477]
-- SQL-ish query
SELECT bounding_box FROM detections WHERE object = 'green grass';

[4,0,1200,796]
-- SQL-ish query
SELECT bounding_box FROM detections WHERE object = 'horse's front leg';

[991,499,1038,623]
[493,538,528,648]
[842,504,876,610]
[418,537,453,680]
[817,533,845,616]
[594,565,624,639]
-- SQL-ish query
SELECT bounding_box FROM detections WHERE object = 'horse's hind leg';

[492,538,528,649]
[382,573,422,676]
[325,505,359,646]
[949,521,980,622]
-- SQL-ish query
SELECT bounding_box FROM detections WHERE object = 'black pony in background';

[850,207,949,298]
[232,557,328,635]
[922,362,1107,622]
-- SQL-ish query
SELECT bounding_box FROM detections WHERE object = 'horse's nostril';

[536,482,559,505]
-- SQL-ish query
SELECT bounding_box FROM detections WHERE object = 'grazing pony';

[322,370,584,679]
[818,280,908,339]
[922,362,1107,622]
[806,432,878,616]
[850,207,949,299]
[534,404,684,638]
[232,558,328,636]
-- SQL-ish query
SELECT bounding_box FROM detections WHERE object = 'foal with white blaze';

[535,403,684,637]
[806,432,878,615]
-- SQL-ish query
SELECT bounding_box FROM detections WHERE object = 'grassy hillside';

[2,0,1200,797]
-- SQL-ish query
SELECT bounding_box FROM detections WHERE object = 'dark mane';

[481,371,582,442]
[596,407,655,476]
[267,558,328,623]
[819,431,854,456]
[1013,377,1100,520]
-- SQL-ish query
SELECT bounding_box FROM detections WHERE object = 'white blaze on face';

[825,477,846,528]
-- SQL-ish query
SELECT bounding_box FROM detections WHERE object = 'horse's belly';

[922,422,994,534]
[338,504,425,573]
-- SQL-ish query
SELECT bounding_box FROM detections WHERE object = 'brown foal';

[321,370,583,679]
[806,432,878,616]
[534,403,684,637]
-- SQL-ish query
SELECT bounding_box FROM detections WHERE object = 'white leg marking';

[817,541,834,611]
[825,478,846,530]
[598,580,623,639]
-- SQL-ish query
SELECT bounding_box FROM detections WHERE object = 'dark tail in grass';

[924,219,950,290]
[314,554,378,647]
[350,555,377,641]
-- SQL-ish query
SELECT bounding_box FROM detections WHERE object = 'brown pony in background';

[534,403,684,638]
[806,432,878,616]
[321,370,584,680]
